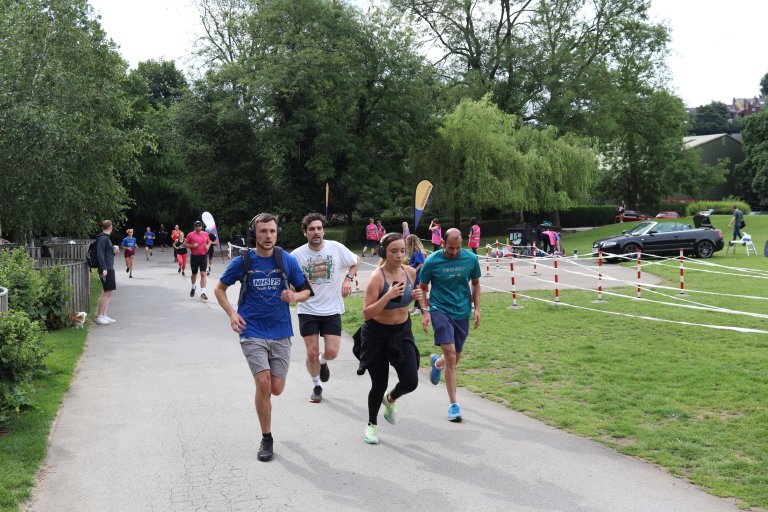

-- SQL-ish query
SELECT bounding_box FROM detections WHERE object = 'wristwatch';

[345,273,354,281]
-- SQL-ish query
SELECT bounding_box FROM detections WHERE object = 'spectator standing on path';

[184,220,212,300]
[401,221,410,239]
[291,213,360,404]
[617,200,626,223]
[171,224,182,262]
[358,232,423,444]
[158,224,169,252]
[419,228,481,423]
[143,226,155,260]
[95,220,117,326]
[468,217,481,255]
[173,233,187,276]
[429,218,443,252]
[362,218,378,258]
[214,213,313,462]
[207,230,217,276]
[727,205,744,240]
[120,228,137,278]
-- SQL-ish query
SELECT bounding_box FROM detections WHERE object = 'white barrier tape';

[479,282,768,335]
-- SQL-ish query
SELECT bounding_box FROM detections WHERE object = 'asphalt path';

[26,251,738,512]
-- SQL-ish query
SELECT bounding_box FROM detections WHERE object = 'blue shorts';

[431,310,469,353]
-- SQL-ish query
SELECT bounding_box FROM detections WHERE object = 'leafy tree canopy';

[690,101,731,135]
[413,96,597,224]
[0,0,143,239]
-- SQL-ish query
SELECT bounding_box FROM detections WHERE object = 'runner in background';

[362,218,378,258]
[120,229,137,278]
[143,226,155,260]
[468,217,481,255]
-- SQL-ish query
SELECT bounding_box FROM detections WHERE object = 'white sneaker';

[104,316,116,323]
[94,316,110,325]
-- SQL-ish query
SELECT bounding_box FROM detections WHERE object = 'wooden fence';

[35,259,91,313]
[0,287,7,313]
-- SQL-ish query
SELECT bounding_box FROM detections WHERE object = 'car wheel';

[622,243,641,260]
[694,240,715,258]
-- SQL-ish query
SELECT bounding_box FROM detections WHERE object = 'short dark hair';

[301,212,326,232]
[101,220,112,230]
[251,213,279,229]
[470,217,478,225]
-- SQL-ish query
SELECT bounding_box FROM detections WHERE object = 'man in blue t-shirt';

[143,226,155,260]
[419,228,481,423]
[214,213,312,463]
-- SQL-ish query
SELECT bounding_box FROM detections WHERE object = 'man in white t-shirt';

[291,213,360,403]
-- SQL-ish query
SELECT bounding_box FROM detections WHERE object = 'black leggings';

[367,341,419,425]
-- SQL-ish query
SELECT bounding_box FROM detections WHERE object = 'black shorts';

[364,239,378,249]
[190,254,207,274]
[298,313,342,337]
[207,245,215,259]
[100,269,116,292]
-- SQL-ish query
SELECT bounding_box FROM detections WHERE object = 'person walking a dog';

[291,212,360,403]
[215,213,313,462]
[95,220,117,325]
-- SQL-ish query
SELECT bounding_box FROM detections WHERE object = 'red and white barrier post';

[485,245,491,276]
[508,261,522,309]
[554,255,560,303]
[495,239,500,269]
[532,247,539,276]
[635,250,642,299]
[594,250,604,302]
[679,248,685,295]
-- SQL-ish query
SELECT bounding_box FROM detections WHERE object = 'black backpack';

[86,233,108,269]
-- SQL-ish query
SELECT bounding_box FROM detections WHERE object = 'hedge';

[685,200,751,216]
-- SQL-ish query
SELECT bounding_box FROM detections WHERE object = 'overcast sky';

[89,0,767,108]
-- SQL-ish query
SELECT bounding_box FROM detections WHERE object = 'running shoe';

[125,267,129,273]
[448,403,462,422]
[200,292,208,300]
[129,274,133,278]
[190,287,195,297]
[104,317,116,323]
[363,423,379,444]
[206,268,211,276]
[382,393,397,425]
[319,362,330,382]
[310,385,323,403]
[430,354,442,385]
[182,271,185,277]
[257,437,273,462]
[94,316,110,325]
[178,268,181,273]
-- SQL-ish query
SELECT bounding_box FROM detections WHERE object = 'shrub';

[0,310,47,422]
[0,249,43,321]
[685,199,751,216]
[37,265,72,330]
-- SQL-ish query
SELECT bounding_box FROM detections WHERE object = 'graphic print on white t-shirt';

[291,240,358,316]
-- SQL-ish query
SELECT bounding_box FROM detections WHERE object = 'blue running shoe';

[382,392,398,425]
[430,354,442,385]
[448,403,462,422]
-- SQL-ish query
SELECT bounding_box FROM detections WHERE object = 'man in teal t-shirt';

[419,228,481,423]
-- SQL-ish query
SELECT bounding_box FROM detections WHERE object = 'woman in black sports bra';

[358,232,423,445]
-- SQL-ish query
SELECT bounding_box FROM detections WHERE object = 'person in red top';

[362,218,378,258]
[184,220,212,300]
[468,217,481,255]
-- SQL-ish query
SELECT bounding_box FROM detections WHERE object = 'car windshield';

[627,222,654,235]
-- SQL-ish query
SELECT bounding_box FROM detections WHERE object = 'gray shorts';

[240,337,292,378]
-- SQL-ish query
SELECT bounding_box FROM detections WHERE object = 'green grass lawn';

[0,280,98,512]
[343,214,768,510]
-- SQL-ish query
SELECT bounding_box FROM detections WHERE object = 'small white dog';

[69,312,88,329]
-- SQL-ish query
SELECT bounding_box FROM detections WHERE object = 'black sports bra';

[378,267,413,309]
